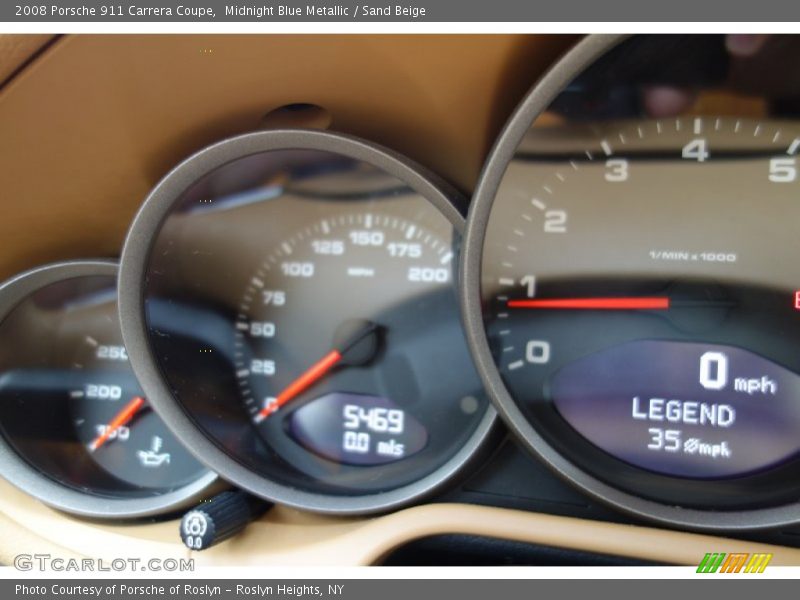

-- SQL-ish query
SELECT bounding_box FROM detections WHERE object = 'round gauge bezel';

[119,128,499,515]
[0,260,219,519]
[461,33,800,531]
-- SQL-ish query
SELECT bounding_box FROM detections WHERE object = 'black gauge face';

[123,131,493,512]
[465,34,800,524]
[238,212,465,471]
[0,267,208,504]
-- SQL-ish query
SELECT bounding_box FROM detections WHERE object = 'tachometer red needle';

[89,396,145,452]
[255,350,342,422]
[507,297,670,310]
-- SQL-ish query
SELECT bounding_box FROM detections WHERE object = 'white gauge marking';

[531,199,546,211]
[693,118,702,135]
[508,360,524,371]
[347,267,375,277]
[600,140,612,156]
[85,336,98,347]
[236,369,250,378]
[440,252,453,264]
[70,390,84,398]
[788,139,800,155]
[405,225,416,239]
[321,220,330,234]
[281,242,292,255]
[236,322,248,331]
[499,278,515,286]
[251,277,264,288]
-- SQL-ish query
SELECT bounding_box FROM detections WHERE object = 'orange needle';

[89,396,145,452]
[255,349,342,422]
[508,297,670,310]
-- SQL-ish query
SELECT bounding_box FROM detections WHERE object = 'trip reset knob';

[180,490,271,551]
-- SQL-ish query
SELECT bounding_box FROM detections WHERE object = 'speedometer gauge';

[463,34,800,529]
[0,261,215,518]
[120,130,496,514]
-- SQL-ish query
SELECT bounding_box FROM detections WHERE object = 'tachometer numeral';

[681,138,709,162]
[544,210,567,233]
[604,158,629,182]
[769,157,797,183]
[520,275,536,298]
[525,340,551,365]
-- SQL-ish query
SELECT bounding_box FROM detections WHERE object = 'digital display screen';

[288,392,428,466]
[551,340,800,478]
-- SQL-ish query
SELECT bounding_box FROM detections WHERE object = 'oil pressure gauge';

[0,261,216,518]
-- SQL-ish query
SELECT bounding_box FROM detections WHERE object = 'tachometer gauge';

[463,34,800,529]
[120,130,496,514]
[0,261,216,518]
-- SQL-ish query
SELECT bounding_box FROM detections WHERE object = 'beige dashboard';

[2,33,800,567]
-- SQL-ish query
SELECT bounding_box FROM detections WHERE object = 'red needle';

[255,349,342,422]
[89,395,145,451]
[507,297,671,310]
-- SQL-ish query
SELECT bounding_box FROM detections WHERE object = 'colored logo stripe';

[696,552,772,573]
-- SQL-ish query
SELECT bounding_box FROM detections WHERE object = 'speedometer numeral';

[262,290,286,305]
[408,266,449,283]
[250,359,276,376]
[349,230,384,246]
[249,321,276,338]
[281,262,314,277]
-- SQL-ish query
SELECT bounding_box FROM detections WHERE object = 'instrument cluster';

[1,34,800,533]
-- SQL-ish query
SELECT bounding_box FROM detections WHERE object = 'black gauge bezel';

[461,33,800,531]
[119,129,499,515]
[0,260,218,519]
